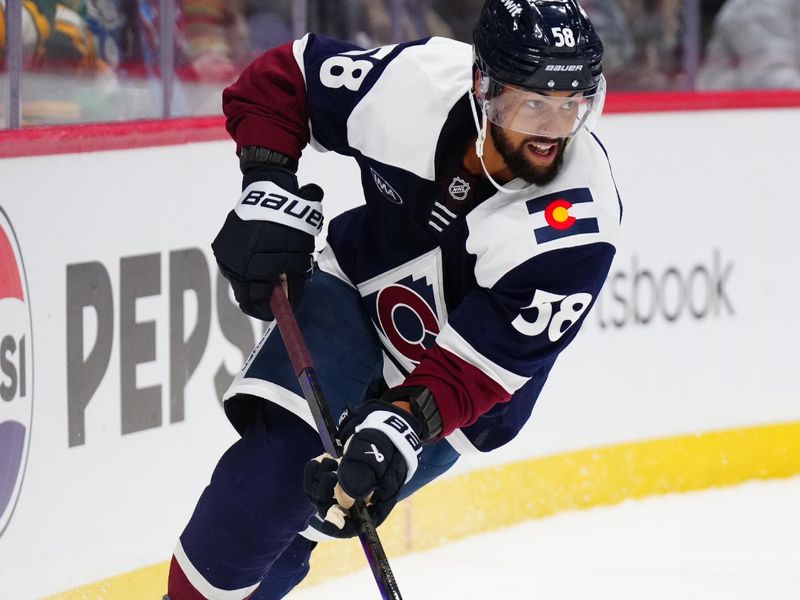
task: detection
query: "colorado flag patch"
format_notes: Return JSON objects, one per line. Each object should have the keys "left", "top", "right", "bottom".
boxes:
{"left": 526, "top": 188, "right": 599, "bottom": 244}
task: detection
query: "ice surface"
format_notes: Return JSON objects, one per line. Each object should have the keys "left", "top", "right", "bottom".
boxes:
{"left": 289, "top": 476, "right": 800, "bottom": 599}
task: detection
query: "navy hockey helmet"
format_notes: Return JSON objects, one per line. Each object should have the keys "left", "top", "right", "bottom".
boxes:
{"left": 474, "top": 0, "right": 604, "bottom": 91}
{"left": 472, "top": 0, "right": 606, "bottom": 138}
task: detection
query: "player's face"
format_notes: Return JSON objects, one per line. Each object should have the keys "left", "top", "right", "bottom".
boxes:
{"left": 475, "top": 72, "right": 606, "bottom": 185}
{"left": 479, "top": 86, "right": 579, "bottom": 185}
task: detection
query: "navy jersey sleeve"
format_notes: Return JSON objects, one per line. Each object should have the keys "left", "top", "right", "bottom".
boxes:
{"left": 404, "top": 242, "right": 615, "bottom": 436}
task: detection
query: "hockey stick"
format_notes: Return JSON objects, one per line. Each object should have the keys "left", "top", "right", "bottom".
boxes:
{"left": 269, "top": 285, "right": 404, "bottom": 600}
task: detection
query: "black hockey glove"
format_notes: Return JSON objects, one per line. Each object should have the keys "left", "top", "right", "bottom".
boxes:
{"left": 211, "top": 158, "right": 323, "bottom": 321}
{"left": 303, "top": 399, "right": 425, "bottom": 539}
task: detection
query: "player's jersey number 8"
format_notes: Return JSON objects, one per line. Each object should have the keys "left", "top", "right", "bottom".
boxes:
{"left": 319, "top": 45, "right": 395, "bottom": 92}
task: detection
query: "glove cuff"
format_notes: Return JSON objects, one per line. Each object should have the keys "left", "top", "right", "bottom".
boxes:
{"left": 353, "top": 406, "right": 423, "bottom": 483}
{"left": 241, "top": 164, "right": 297, "bottom": 191}
{"left": 240, "top": 148, "right": 299, "bottom": 191}
{"left": 239, "top": 146, "right": 298, "bottom": 173}
{"left": 383, "top": 385, "right": 443, "bottom": 442}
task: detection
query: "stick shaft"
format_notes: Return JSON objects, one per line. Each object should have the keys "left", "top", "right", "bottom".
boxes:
{"left": 269, "top": 287, "right": 404, "bottom": 600}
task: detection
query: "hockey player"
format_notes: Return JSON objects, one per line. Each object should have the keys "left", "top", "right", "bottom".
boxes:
{"left": 168, "top": 0, "right": 621, "bottom": 598}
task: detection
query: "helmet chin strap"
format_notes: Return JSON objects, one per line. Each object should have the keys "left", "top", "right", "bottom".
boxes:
{"left": 468, "top": 90, "right": 521, "bottom": 195}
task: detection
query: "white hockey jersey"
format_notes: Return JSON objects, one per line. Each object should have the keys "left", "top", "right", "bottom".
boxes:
{"left": 223, "top": 34, "right": 623, "bottom": 452}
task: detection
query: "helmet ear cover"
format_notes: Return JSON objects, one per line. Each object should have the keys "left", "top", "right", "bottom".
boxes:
{"left": 473, "top": 62, "right": 502, "bottom": 100}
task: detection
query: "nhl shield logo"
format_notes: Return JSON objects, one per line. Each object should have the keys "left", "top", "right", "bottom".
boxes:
{"left": 448, "top": 177, "right": 470, "bottom": 201}
{"left": 0, "top": 207, "right": 33, "bottom": 538}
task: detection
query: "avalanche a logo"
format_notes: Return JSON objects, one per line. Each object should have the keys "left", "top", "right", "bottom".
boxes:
{"left": 358, "top": 250, "right": 448, "bottom": 376}
{"left": 0, "top": 208, "right": 33, "bottom": 538}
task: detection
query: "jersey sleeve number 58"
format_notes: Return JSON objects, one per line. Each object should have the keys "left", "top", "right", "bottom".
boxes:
{"left": 319, "top": 45, "right": 396, "bottom": 92}
{"left": 512, "top": 289, "right": 592, "bottom": 342}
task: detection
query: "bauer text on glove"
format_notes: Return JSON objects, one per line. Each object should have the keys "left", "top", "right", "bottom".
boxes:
{"left": 211, "top": 153, "right": 323, "bottom": 321}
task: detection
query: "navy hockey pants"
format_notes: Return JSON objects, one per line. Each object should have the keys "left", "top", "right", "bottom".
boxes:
{"left": 174, "top": 268, "right": 460, "bottom": 599}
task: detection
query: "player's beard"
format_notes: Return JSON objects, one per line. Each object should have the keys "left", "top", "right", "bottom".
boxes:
{"left": 491, "top": 126, "right": 567, "bottom": 187}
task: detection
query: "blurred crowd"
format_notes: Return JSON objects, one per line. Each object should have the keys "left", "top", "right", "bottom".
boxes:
{"left": 0, "top": 0, "right": 798, "bottom": 126}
